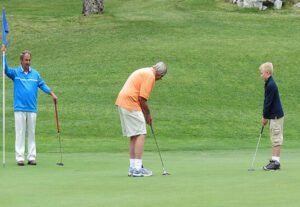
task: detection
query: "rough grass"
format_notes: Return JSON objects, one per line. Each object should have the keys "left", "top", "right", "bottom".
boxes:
{"left": 0, "top": 0, "right": 299, "bottom": 154}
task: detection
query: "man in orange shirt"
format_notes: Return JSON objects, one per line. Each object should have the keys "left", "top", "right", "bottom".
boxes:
{"left": 116, "top": 62, "right": 167, "bottom": 177}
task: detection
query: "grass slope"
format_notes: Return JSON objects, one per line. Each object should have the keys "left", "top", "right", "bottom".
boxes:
{"left": 0, "top": 0, "right": 299, "bottom": 153}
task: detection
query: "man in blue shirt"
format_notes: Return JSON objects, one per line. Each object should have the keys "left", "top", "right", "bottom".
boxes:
{"left": 259, "top": 62, "right": 284, "bottom": 171}
{"left": 2, "top": 45, "right": 58, "bottom": 166}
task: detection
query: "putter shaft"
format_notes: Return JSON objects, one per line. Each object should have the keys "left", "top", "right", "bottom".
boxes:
{"left": 249, "top": 126, "right": 264, "bottom": 170}
{"left": 54, "top": 101, "right": 64, "bottom": 166}
{"left": 150, "top": 125, "right": 169, "bottom": 174}
{"left": 57, "top": 132, "right": 63, "bottom": 165}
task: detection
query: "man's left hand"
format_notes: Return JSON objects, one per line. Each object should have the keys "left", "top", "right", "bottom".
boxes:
{"left": 50, "top": 92, "right": 58, "bottom": 104}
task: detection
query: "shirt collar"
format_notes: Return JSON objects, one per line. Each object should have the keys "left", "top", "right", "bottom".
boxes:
{"left": 21, "top": 66, "right": 32, "bottom": 73}
{"left": 265, "top": 76, "right": 272, "bottom": 86}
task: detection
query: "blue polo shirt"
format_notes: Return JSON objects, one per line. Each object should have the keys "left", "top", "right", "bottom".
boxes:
{"left": 263, "top": 76, "right": 284, "bottom": 119}
{"left": 5, "top": 60, "right": 51, "bottom": 112}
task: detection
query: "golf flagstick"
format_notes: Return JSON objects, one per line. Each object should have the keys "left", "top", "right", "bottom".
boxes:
{"left": 2, "top": 8, "right": 9, "bottom": 168}
{"left": 54, "top": 99, "right": 64, "bottom": 166}
{"left": 2, "top": 49, "right": 6, "bottom": 167}
{"left": 248, "top": 126, "right": 264, "bottom": 171}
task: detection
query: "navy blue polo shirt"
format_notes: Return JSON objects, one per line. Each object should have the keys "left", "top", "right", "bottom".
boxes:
{"left": 263, "top": 76, "right": 284, "bottom": 119}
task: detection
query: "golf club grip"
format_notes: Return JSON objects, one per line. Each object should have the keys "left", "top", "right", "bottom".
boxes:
{"left": 150, "top": 124, "right": 154, "bottom": 134}
{"left": 54, "top": 102, "right": 60, "bottom": 133}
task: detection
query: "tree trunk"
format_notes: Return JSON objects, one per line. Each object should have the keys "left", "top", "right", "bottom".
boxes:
{"left": 82, "top": 0, "right": 104, "bottom": 16}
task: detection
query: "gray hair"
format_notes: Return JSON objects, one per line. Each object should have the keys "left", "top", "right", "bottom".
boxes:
{"left": 153, "top": 62, "right": 167, "bottom": 76}
{"left": 20, "top": 50, "right": 32, "bottom": 61}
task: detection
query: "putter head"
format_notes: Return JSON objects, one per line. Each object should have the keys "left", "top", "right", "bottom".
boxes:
{"left": 56, "top": 162, "right": 64, "bottom": 166}
{"left": 162, "top": 170, "right": 170, "bottom": 176}
{"left": 248, "top": 168, "right": 255, "bottom": 171}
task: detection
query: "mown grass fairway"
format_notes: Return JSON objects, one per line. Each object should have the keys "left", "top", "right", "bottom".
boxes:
{"left": 1, "top": 149, "right": 300, "bottom": 207}
{"left": 0, "top": 0, "right": 300, "bottom": 206}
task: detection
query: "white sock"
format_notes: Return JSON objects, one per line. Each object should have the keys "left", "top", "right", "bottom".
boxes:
{"left": 135, "top": 159, "right": 142, "bottom": 170}
{"left": 130, "top": 159, "right": 135, "bottom": 168}
{"left": 272, "top": 156, "right": 280, "bottom": 162}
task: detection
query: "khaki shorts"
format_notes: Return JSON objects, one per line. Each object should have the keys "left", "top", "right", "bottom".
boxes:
{"left": 269, "top": 117, "right": 284, "bottom": 147}
{"left": 117, "top": 107, "right": 147, "bottom": 137}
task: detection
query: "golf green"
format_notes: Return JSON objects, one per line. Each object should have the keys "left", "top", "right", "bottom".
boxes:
{"left": 0, "top": 149, "right": 299, "bottom": 207}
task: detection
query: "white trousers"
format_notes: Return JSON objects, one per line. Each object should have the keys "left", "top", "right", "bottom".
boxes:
{"left": 14, "top": 112, "right": 37, "bottom": 162}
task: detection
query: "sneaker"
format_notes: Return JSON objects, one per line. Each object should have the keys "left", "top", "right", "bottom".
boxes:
{"left": 17, "top": 161, "right": 25, "bottom": 166}
{"left": 132, "top": 168, "right": 153, "bottom": 177}
{"left": 132, "top": 168, "right": 143, "bottom": 177}
{"left": 128, "top": 167, "right": 134, "bottom": 177}
{"left": 140, "top": 168, "right": 153, "bottom": 177}
{"left": 263, "top": 160, "right": 280, "bottom": 171}
{"left": 28, "top": 160, "right": 37, "bottom": 165}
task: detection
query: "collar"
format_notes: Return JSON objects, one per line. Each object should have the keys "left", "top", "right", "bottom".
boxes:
{"left": 265, "top": 76, "right": 272, "bottom": 86}
{"left": 21, "top": 66, "right": 32, "bottom": 73}
{"left": 152, "top": 67, "right": 157, "bottom": 74}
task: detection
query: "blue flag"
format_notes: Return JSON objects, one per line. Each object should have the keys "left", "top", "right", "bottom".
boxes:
{"left": 2, "top": 8, "right": 9, "bottom": 47}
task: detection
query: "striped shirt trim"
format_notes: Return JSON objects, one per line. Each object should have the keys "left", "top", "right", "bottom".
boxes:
{"left": 15, "top": 77, "right": 38, "bottom": 82}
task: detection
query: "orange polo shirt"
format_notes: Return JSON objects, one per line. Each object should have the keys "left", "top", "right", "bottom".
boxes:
{"left": 116, "top": 67, "right": 155, "bottom": 111}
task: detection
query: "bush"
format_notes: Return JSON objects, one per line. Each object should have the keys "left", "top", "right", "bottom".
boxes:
{"left": 286, "top": 0, "right": 300, "bottom": 3}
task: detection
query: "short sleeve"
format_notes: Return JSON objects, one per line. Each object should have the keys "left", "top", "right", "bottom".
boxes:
{"left": 139, "top": 75, "right": 155, "bottom": 100}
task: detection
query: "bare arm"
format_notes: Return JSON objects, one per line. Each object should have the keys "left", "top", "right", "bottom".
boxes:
{"left": 138, "top": 96, "right": 152, "bottom": 126}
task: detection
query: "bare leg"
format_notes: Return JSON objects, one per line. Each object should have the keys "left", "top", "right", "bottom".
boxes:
{"left": 129, "top": 134, "right": 145, "bottom": 159}
{"left": 129, "top": 136, "right": 137, "bottom": 159}
{"left": 134, "top": 134, "right": 145, "bottom": 159}
{"left": 272, "top": 145, "right": 280, "bottom": 157}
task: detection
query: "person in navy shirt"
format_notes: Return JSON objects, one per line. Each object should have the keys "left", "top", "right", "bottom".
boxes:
{"left": 2, "top": 45, "right": 58, "bottom": 166}
{"left": 259, "top": 62, "right": 284, "bottom": 171}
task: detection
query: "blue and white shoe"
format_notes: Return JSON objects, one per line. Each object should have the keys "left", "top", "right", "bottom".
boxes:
{"left": 128, "top": 167, "right": 134, "bottom": 177}
{"left": 132, "top": 168, "right": 153, "bottom": 177}
{"left": 140, "top": 168, "right": 153, "bottom": 177}
{"left": 132, "top": 168, "right": 142, "bottom": 177}
{"left": 263, "top": 160, "right": 280, "bottom": 171}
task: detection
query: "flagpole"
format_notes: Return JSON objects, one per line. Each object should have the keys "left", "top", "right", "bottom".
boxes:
{"left": 2, "top": 7, "right": 8, "bottom": 167}
{"left": 2, "top": 50, "right": 5, "bottom": 167}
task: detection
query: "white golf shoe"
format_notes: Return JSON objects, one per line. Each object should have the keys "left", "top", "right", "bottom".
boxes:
{"left": 128, "top": 167, "right": 134, "bottom": 177}
{"left": 132, "top": 168, "right": 153, "bottom": 177}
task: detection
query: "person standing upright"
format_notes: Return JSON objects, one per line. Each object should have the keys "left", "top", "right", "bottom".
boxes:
{"left": 116, "top": 62, "right": 167, "bottom": 177}
{"left": 2, "top": 44, "right": 58, "bottom": 166}
{"left": 259, "top": 62, "right": 284, "bottom": 171}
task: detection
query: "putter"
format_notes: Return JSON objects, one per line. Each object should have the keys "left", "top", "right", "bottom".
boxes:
{"left": 248, "top": 126, "right": 264, "bottom": 171}
{"left": 150, "top": 124, "right": 170, "bottom": 176}
{"left": 54, "top": 99, "right": 64, "bottom": 166}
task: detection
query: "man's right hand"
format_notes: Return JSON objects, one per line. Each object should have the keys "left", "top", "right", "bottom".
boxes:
{"left": 145, "top": 114, "right": 152, "bottom": 126}
{"left": 138, "top": 96, "right": 152, "bottom": 126}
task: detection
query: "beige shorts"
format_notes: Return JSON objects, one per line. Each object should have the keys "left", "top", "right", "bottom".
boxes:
{"left": 269, "top": 117, "right": 284, "bottom": 147}
{"left": 117, "top": 107, "right": 147, "bottom": 137}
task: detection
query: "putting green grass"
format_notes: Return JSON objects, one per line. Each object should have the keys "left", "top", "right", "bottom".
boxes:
{"left": 0, "top": 149, "right": 299, "bottom": 207}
